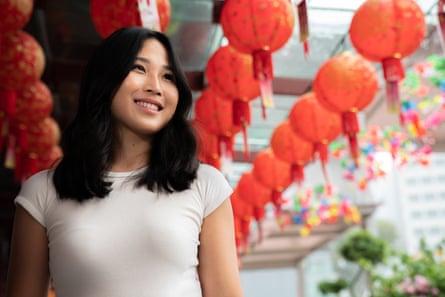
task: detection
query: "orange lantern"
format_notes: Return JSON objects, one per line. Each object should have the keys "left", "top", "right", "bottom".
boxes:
{"left": 252, "top": 149, "right": 292, "bottom": 220}
{"left": 236, "top": 171, "right": 271, "bottom": 243}
{"left": 191, "top": 119, "right": 221, "bottom": 169}
{"left": 230, "top": 189, "right": 253, "bottom": 253}
{"left": 0, "top": 0, "right": 34, "bottom": 32}
{"left": 349, "top": 0, "right": 426, "bottom": 113}
{"left": 288, "top": 92, "right": 342, "bottom": 186}
{"left": 194, "top": 88, "right": 241, "bottom": 161}
{"left": 90, "top": 0, "right": 171, "bottom": 38}
{"left": 0, "top": 30, "right": 45, "bottom": 90}
{"left": 313, "top": 52, "right": 378, "bottom": 164}
{"left": 270, "top": 120, "right": 313, "bottom": 185}
{"left": 205, "top": 45, "right": 260, "bottom": 158}
{"left": 220, "top": 0, "right": 295, "bottom": 116}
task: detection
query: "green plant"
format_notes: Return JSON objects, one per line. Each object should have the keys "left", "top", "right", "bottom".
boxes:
{"left": 318, "top": 230, "right": 445, "bottom": 297}
{"left": 339, "top": 229, "right": 387, "bottom": 265}
{"left": 318, "top": 279, "right": 348, "bottom": 295}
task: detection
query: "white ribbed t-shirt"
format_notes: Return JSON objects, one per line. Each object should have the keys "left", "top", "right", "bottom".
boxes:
{"left": 15, "top": 164, "right": 232, "bottom": 297}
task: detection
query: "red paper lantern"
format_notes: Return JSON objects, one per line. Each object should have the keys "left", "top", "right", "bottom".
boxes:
{"left": 237, "top": 171, "right": 271, "bottom": 221}
{"left": 220, "top": 0, "right": 295, "bottom": 115}
{"left": 252, "top": 149, "right": 292, "bottom": 218}
{"left": 90, "top": 0, "right": 171, "bottom": 38}
{"left": 205, "top": 45, "right": 260, "bottom": 158}
{"left": 11, "top": 80, "right": 53, "bottom": 128}
{"left": 191, "top": 119, "right": 221, "bottom": 169}
{"left": 0, "top": 0, "right": 34, "bottom": 32}
{"left": 270, "top": 120, "right": 313, "bottom": 185}
{"left": 0, "top": 30, "right": 45, "bottom": 90}
{"left": 38, "top": 145, "right": 63, "bottom": 171}
{"left": 230, "top": 189, "right": 253, "bottom": 253}
{"left": 313, "top": 52, "right": 378, "bottom": 164}
{"left": 349, "top": 0, "right": 426, "bottom": 112}
{"left": 194, "top": 88, "right": 241, "bottom": 159}
{"left": 25, "top": 117, "right": 61, "bottom": 156}
{"left": 288, "top": 92, "right": 342, "bottom": 186}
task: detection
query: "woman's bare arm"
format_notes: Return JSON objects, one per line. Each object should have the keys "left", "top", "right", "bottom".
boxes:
{"left": 6, "top": 205, "right": 49, "bottom": 297}
{"left": 198, "top": 198, "right": 244, "bottom": 297}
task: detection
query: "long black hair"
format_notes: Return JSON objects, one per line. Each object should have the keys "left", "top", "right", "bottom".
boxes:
{"left": 53, "top": 27, "right": 199, "bottom": 201}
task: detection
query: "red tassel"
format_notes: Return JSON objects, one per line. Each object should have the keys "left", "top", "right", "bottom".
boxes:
{"left": 0, "top": 112, "right": 5, "bottom": 152}
{"left": 16, "top": 125, "right": 28, "bottom": 151}
{"left": 232, "top": 100, "right": 251, "bottom": 160}
{"left": 342, "top": 112, "right": 360, "bottom": 165}
{"left": 253, "top": 50, "right": 274, "bottom": 118}
{"left": 291, "top": 163, "right": 305, "bottom": 185}
{"left": 0, "top": 89, "right": 17, "bottom": 117}
{"left": 348, "top": 134, "right": 360, "bottom": 168}
{"left": 382, "top": 57, "right": 405, "bottom": 113}
{"left": 297, "top": 0, "right": 310, "bottom": 59}
{"left": 438, "top": 0, "right": 445, "bottom": 52}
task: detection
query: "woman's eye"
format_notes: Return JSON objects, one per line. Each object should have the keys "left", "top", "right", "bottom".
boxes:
{"left": 132, "top": 64, "right": 145, "bottom": 72}
{"left": 164, "top": 73, "right": 175, "bottom": 82}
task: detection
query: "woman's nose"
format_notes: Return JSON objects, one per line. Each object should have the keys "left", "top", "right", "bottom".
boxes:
{"left": 144, "top": 73, "right": 162, "bottom": 95}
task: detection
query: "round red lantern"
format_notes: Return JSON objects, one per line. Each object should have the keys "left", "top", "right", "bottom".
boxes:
{"left": 11, "top": 80, "right": 53, "bottom": 128}
{"left": 0, "top": 0, "right": 34, "bottom": 32}
{"left": 313, "top": 52, "right": 378, "bottom": 164}
{"left": 349, "top": 0, "right": 426, "bottom": 113}
{"left": 191, "top": 119, "right": 221, "bottom": 169}
{"left": 25, "top": 117, "right": 61, "bottom": 156}
{"left": 270, "top": 120, "right": 313, "bottom": 185}
{"left": 0, "top": 30, "right": 45, "bottom": 90}
{"left": 288, "top": 92, "right": 342, "bottom": 186}
{"left": 252, "top": 148, "right": 292, "bottom": 218}
{"left": 220, "top": 0, "right": 295, "bottom": 115}
{"left": 205, "top": 45, "right": 260, "bottom": 159}
{"left": 90, "top": 0, "right": 171, "bottom": 38}
{"left": 194, "top": 88, "right": 241, "bottom": 160}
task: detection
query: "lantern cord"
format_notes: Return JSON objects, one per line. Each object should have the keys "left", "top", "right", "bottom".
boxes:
{"left": 438, "top": 0, "right": 445, "bottom": 53}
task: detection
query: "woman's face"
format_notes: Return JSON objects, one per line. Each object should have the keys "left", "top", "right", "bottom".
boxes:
{"left": 111, "top": 38, "right": 179, "bottom": 139}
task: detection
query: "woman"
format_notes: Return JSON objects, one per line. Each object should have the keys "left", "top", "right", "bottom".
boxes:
{"left": 6, "top": 27, "right": 244, "bottom": 297}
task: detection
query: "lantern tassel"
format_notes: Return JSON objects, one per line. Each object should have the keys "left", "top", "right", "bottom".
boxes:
{"left": 291, "top": 163, "right": 305, "bottom": 186}
{"left": 297, "top": 0, "right": 310, "bottom": 59}
{"left": 233, "top": 100, "right": 251, "bottom": 161}
{"left": 218, "top": 135, "right": 233, "bottom": 176}
{"left": 342, "top": 112, "right": 360, "bottom": 166}
{"left": 382, "top": 57, "right": 405, "bottom": 114}
{"left": 438, "top": 0, "right": 445, "bottom": 53}
{"left": 315, "top": 142, "right": 332, "bottom": 195}
{"left": 137, "top": 0, "right": 161, "bottom": 31}
{"left": 4, "top": 135, "right": 16, "bottom": 169}
{"left": 253, "top": 50, "right": 274, "bottom": 119}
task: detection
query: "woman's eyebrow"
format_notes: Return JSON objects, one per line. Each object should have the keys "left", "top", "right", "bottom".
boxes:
{"left": 135, "top": 56, "right": 173, "bottom": 71}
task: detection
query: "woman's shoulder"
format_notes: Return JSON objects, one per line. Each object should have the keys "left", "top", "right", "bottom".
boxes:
{"left": 196, "top": 163, "right": 227, "bottom": 181}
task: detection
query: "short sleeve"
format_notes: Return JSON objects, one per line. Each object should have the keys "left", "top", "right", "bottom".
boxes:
{"left": 196, "top": 164, "right": 233, "bottom": 217}
{"left": 14, "top": 170, "right": 54, "bottom": 227}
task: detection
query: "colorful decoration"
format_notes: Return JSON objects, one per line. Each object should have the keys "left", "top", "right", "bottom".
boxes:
{"left": 0, "top": 0, "right": 34, "bottom": 32}
{"left": 291, "top": 184, "right": 361, "bottom": 237}
{"left": 270, "top": 120, "right": 313, "bottom": 185}
{"left": 90, "top": 0, "right": 171, "bottom": 38}
{"left": 205, "top": 45, "right": 260, "bottom": 159}
{"left": 349, "top": 0, "right": 426, "bottom": 113}
{"left": 220, "top": 0, "right": 295, "bottom": 117}
{"left": 313, "top": 52, "right": 379, "bottom": 165}
{"left": 288, "top": 92, "right": 342, "bottom": 187}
